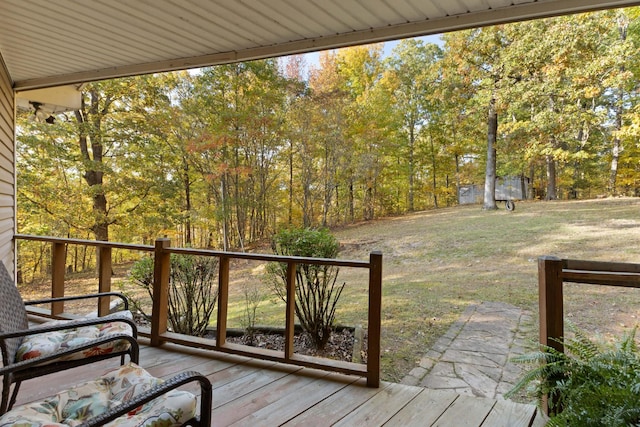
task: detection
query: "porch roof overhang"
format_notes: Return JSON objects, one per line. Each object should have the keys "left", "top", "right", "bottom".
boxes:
{"left": 1, "top": 0, "right": 640, "bottom": 94}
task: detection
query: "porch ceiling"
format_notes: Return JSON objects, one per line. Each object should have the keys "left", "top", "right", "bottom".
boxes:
{"left": 1, "top": 0, "right": 640, "bottom": 91}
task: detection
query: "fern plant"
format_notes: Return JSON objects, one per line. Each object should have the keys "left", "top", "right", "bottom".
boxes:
{"left": 507, "top": 323, "right": 640, "bottom": 427}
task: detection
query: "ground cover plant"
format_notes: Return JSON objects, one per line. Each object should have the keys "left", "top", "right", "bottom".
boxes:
{"left": 507, "top": 323, "right": 640, "bottom": 426}
{"left": 17, "top": 197, "right": 640, "bottom": 382}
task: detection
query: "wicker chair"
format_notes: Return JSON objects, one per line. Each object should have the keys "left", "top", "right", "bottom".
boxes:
{"left": 0, "top": 262, "right": 139, "bottom": 414}
{"left": 0, "top": 363, "right": 212, "bottom": 426}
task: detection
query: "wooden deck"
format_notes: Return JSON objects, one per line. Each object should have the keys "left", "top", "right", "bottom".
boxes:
{"left": 14, "top": 341, "right": 547, "bottom": 426}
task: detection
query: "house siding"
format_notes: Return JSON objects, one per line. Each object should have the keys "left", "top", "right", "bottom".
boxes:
{"left": 0, "top": 54, "right": 15, "bottom": 275}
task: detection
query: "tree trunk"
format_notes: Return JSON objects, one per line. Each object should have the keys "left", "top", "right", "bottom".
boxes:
{"left": 76, "top": 90, "right": 110, "bottom": 242}
{"left": 546, "top": 155, "right": 557, "bottom": 200}
{"left": 408, "top": 126, "right": 415, "bottom": 212}
{"left": 528, "top": 163, "right": 536, "bottom": 200}
{"left": 289, "top": 139, "right": 294, "bottom": 225}
{"left": 483, "top": 96, "right": 498, "bottom": 210}
{"left": 429, "top": 132, "right": 438, "bottom": 208}
{"left": 609, "top": 14, "right": 628, "bottom": 197}
{"left": 183, "top": 156, "right": 192, "bottom": 246}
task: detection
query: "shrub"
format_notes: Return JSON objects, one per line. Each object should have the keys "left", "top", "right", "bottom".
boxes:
{"left": 128, "top": 254, "right": 219, "bottom": 337}
{"left": 507, "top": 323, "right": 640, "bottom": 427}
{"left": 267, "top": 227, "right": 345, "bottom": 350}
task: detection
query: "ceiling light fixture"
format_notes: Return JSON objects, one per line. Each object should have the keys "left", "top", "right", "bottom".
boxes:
{"left": 29, "top": 101, "right": 55, "bottom": 124}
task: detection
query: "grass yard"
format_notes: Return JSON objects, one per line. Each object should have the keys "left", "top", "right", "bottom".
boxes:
{"left": 20, "top": 197, "right": 640, "bottom": 383}
{"left": 182, "top": 197, "right": 640, "bottom": 381}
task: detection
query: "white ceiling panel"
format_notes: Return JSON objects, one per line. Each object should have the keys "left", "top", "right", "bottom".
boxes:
{"left": 0, "top": 0, "right": 638, "bottom": 90}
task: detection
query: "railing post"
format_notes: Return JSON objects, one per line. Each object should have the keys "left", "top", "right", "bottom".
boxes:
{"left": 216, "top": 255, "right": 229, "bottom": 346}
{"left": 51, "top": 242, "right": 66, "bottom": 315}
{"left": 367, "top": 251, "right": 382, "bottom": 387}
{"left": 538, "top": 255, "right": 564, "bottom": 415}
{"left": 284, "top": 261, "right": 297, "bottom": 360}
{"left": 98, "top": 246, "right": 112, "bottom": 316}
{"left": 151, "top": 238, "right": 171, "bottom": 346}
{"left": 538, "top": 255, "right": 564, "bottom": 353}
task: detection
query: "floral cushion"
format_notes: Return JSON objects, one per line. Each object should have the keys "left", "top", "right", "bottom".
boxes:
{"left": 15, "top": 311, "right": 134, "bottom": 363}
{"left": 0, "top": 363, "right": 197, "bottom": 427}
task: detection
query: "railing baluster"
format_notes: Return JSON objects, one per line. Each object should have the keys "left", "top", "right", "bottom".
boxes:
{"left": 216, "top": 255, "right": 230, "bottom": 346}
{"left": 51, "top": 242, "right": 66, "bottom": 315}
{"left": 284, "top": 261, "right": 297, "bottom": 360}
{"left": 367, "top": 251, "right": 383, "bottom": 387}
{"left": 151, "top": 238, "right": 171, "bottom": 346}
{"left": 98, "top": 246, "right": 112, "bottom": 316}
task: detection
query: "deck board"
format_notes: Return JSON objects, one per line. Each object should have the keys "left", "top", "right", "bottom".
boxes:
{"left": 12, "top": 342, "right": 544, "bottom": 426}
{"left": 432, "top": 394, "right": 496, "bottom": 427}
{"left": 281, "top": 379, "right": 386, "bottom": 426}
{"left": 333, "top": 382, "right": 423, "bottom": 426}
{"left": 383, "top": 388, "right": 459, "bottom": 426}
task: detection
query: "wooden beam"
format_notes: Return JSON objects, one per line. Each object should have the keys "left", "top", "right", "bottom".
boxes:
{"left": 538, "top": 256, "right": 564, "bottom": 352}
{"left": 284, "top": 261, "right": 297, "bottom": 360}
{"left": 216, "top": 256, "right": 230, "bottom": 346}
{"left": 367, "top": 251, "right": 383, "bottom": 387}
{"left": 151, "top": 238, "right": 171, "bottom": 346}
{"left": 50, "top": 242, "right": 66, "bottom": 315}
{"left": 97, "top": 246, "right": 112, "bottom": 316}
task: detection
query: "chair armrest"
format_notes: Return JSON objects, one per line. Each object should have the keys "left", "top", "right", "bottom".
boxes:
{"left": 24, "top": 292, "right": 129, "bottom": 311}
{"left": 0, "top": 333, "right": 139, "bottom": 375}
{"left": 0, "top": 314, "right": 137, "bottom": 340}
{"left": 79, "top": 371, "right": 213, "bottom": 427}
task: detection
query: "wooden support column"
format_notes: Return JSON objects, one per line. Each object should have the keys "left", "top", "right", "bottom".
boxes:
{"left": 538, "top": 255, "right": 564, "bottom": 353}
{"left": 367, "top": 251, "right": 383, "bottom": 387}
{"left": 538, "top": 255, "right": 564, "bottom": 415}
{"left": 51, "top": 242, "right": 66, "bottom": 315}
{"left": 216, "top": 256, "right": 230, "bottom": 346}
{"left": 98, "top": 246, "right": 112, "bottom": 316}
{"left": 151, "top": 238, "right": 171, "bottom": 346}
{"left": 284, "top": 261, "right": 297, "bottom": 360}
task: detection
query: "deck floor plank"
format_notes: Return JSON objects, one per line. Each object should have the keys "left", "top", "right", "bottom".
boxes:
{"left": 432, "top": 394, "right": 496, "bottom": 427}
{"left": 332, "top": 382, "right": 423, "bottom": 427}
{"left": 481, "top": 398, "right": 538, "bottom": 427}
{"left": 281, "top": 379, "right": 389, "bottom": 426}
{"left": 212, "top": 369, "right": 332, "bottom": 425}
{"left": 213, "top": 363, "right": 302, "bottom": 408}
{"left": 228, "top": 372, "right": 355, "bottom": 426}
{"left": 383, "top": 388, "right": 460, "bottom": 426}
{"left": 10, "top": 343, "right": 542, "bottom": 427}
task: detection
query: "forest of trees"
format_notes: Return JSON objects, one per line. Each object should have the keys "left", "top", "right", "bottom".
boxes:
{"left": 16, "top": 9, "right": 640, "bottom": 252}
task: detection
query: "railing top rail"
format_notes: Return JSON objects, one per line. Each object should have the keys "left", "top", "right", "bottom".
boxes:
{"left": 14, "top": 234, "right": 374, "bottom": 268}
{"left": 562, "top": 258, "right": 640, "bottom": 273}
{"left": 168, "top": 246, "right": 372, "bottom": 268}
{"left": 15, "top": 234, "right": 154, "bottom": 252}
{"left": 540, "top": 255, "right": 640, "bottom": 288}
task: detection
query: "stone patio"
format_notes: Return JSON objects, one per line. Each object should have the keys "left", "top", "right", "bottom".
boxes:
{"left": 401, "top": 301, "right": 535, "bottom": 399}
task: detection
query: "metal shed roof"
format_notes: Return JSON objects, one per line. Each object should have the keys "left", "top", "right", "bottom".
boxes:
{"left": 1, "top": 0, "right": 639, "bottom": 91}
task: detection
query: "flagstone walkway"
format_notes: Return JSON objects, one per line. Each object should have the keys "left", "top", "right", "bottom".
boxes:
{"left": 401, "top": 301, "right": 535, "bottom": 399}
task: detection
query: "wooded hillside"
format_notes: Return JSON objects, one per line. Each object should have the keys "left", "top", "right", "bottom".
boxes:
{"left": 16, "top": 8, "right": 640, "bottom": 251}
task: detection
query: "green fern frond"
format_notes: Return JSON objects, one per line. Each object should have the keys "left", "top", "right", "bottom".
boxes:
{"left": 508, "top": 323, "right": 640, "bottom": 426}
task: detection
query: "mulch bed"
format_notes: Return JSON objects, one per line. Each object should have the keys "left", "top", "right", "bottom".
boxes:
{"left": 226, "top": 328, "right": 368, "bottom": 363}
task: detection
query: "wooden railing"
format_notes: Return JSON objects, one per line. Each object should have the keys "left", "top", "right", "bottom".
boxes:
{"left": 15, "top": 234, "right": 383, "bottom": 387}
{"left": 538, "top": 255, "right": 640, "bottom": 413}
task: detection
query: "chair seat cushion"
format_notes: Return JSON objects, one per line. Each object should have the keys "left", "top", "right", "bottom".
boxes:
{"left": 15, "top": 311, "right": 134, "bottom": 363}
{"left": 0, "top": 363, "right": 197, "bottom": 427}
